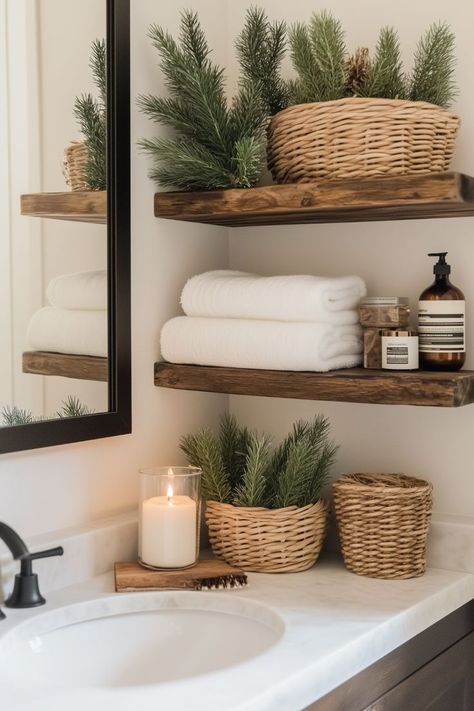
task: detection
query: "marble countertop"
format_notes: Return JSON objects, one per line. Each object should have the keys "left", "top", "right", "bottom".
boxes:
{"left": 0, "top": 555, "right": 473, "bottom": 711}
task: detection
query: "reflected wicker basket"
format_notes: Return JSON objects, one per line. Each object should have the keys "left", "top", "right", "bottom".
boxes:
{"left": 63, "top": 141, "right": 88, "bottom": 191}
{"left": 205, "top": 499, "right": 328, "bottom": 573}
{"left": 267, "top": 97, "right": 460, "bottom": 184}
{"left": 333, "top": 473, "right": 433, "bottom": 579}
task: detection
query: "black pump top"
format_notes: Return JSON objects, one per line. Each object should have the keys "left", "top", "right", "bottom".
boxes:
{"left": 428, "top": 252, "right": 451, "bottom": 276}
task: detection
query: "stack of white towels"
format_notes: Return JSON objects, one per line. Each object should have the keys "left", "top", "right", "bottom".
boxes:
{"left": 27, "top": 270, "right": 108, "bottom": 358}
{"left": 161, "top": 271, "right": 367, "bottom": 372}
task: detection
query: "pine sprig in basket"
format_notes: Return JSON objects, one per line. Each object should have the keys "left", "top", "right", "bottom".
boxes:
{"left": 73, "top": 39, "right": 107, "bottom": 191}
{"left": 237, "top": 8, "right": 457, "bottom": 112}
{"left": 181, "top": 413, "right": 338, "bottom": 509}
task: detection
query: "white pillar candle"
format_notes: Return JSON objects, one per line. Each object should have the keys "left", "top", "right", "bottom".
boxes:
{"left": 140, "top": 486, "right": 197, "bottom": 569}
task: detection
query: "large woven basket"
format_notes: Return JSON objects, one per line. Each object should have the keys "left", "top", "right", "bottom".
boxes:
{"left": 63, "top": 141, "right": 88, "bottom": 191}
{"left": 333, "top": 473, "right": 433, "bottom": 580}
{"left": 205, "top": 499, "right": 328, "bottom": 573}
{"left": 267, "top": 97, "right": 460, "bottom": 183}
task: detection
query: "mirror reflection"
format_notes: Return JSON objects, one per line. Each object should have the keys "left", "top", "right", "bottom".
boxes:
{"left": 1, "top": 0, "right": 108, "bottom": 425}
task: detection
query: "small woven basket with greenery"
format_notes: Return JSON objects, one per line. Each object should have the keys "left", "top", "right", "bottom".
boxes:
{"left": 268, "top": 97, "right": 460, "bottom": 183}
{"left": 181, "top": 414, "right": 337, "bottom": 573}
{"left": 206, "top": 499, "right": 328, "bottom": 573}
{"left": 63, "top": 142, "right": 88, "bottom": 192}
{"left": 333, "top": 473, "right": 433, "bottom": 580}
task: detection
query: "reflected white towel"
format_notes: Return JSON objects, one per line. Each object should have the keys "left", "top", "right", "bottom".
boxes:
{"left": 181, "top": 271, "right": 367, "bottom": 325}
{"left": 161, "top": 317, "right": 362, "bottom": 372}
{"left": 47, "top": 270, "right": 107, "bottom": 310}
{"left": 27, "top": 307, "right": 107, "bottom": 358}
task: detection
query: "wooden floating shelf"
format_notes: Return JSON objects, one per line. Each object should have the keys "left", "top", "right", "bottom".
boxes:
{"left": 23, "top": 351, "right": 108, "bottom": 382}
{"left": 154, "top": 362, "right": 474, "bottom": 408}
{"left": 21, "top": 191, "right": 107, "bottom": 224}
{"left": 154, "top": 172, "right": 474, "bottom": 227}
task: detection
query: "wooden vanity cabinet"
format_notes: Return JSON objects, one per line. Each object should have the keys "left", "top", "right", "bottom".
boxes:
{"left": 307, "top": 600, "right": 474, "bottom": 711}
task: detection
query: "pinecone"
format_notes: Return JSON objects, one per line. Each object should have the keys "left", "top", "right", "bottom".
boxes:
{"left": 345, "top": 47, "right": 370, "bottom": 95}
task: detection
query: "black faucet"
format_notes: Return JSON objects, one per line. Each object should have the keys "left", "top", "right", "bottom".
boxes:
{"left": 0, "top": 522, "right": 63, "bottom": 619}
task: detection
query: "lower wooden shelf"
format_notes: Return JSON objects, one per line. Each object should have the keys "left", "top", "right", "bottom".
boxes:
{"left": 154, "top": 362, "right": 474, "bottom": 408}
{"left": 21, "top": 191, "right": 107, "bottom": 224}
{"left": 23, "top": 351, "right": 108, "bottom": 382}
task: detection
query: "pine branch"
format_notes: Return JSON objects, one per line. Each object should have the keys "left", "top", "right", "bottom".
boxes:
{"left": 232, "top": 136, "right": 263, "bottom": 188}
{"left": 236, "top": 7, "right": 288, "bottom": 115}
{"left": 139, "top": 10, "right": 266, "bottom": 190}
{"left": 288, "top": 23, "right": 319, "bottom": 101}
{"left": 90, "top": 38, "right": 107, "bottom": 107}
{"left": 180, "top": 429, "right": 232, "bottom": 503}
{"left": 233, "top": 433, "right": 272, "bottom": 507}
{"left": 73, "top": 39, "right": 107, "bottom": 191}
{"left": 410, "top": 22, "right": 457, "bottom": 108}
{"left": 57, "top": 396, "right": 94, "bottom": 418}
{"left": 272, "top": 436, "right": 317, "bottom": 508}
{"left": 138, "top": 136, "right": 231, "bottom": 190}
{"left": 289, "top": 12, "right": 346, "bottom": 103}
{"left": 146, "top": 13, "right": 231, "bottom": 159}
{"left": 359, "top": 27, "right": 406, "bottom": 99}
{"left": 1, "top": 405, "right": 36, "bottom": 426}
{"left": 271, "top": 416, "right": 338, "bottom": 508}
{"left": 309, "top": 10, "right": 346, "bottom": 101}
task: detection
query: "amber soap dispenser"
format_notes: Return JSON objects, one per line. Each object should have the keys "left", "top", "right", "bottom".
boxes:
{"left": 418, "top": 252, "right": 465, "bottom": 371}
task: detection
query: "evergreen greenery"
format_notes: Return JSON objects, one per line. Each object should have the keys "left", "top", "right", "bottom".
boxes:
{"left": 410, "top": 22, "right": 457, "bottom": 108}
{"left": 138, "top": 10, "right": 267, "bottom": 191}
{"left": 236, "top": 7, "right": 288, "bottom": 115}
{"left": 1, "top": 397, "right": 94, "bottom": 426}
{"left": 358, "top": 27, "right": 406, "bottom": 99}
{"left": 287, "top": 14, "right": 456, "bottom": 107}
{"left": 180, "top": 414, "right": 337, "bottom": 509}
{"left": 288, "top": 11, "right": 347, "bottom": 104}
{"left": 73, "top": 39, "right": 107, "bottom": 191}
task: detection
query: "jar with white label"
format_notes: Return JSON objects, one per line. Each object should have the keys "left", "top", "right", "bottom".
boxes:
{"left": 381, "top": 330, "right": 419, "bottom": 370}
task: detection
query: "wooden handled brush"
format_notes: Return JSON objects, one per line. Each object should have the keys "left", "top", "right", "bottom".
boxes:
{"left": 115, "top": 559, "right": 248, "bottom": 592}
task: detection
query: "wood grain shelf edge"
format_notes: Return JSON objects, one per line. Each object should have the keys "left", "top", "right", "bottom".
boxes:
{"left": 154, "top": 362, "right": 474, "bottom": 407}
{"left": 23, "top": 351, "right": 108, "bottom": 382}
{"left": 21, "top": 191, "right": 107, "bottom": 224}
{"left": 154, "top": 172, "right": 474, "bottom": 227}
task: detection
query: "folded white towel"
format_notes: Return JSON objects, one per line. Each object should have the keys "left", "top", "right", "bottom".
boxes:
{"left": 27, "top": 307, "right": 107, "bottom": 358}
{"left": 161, "top": 317, "right": 362, "bottom": 372}
{"left": 47, "top": 270, "right": 107, "bottom": 311}
{"left": 181, "top": 271, "right": 367, "bottom": 325}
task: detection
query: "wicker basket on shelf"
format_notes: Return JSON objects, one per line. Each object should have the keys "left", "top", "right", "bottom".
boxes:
{"left": 332, "top": 473, "right": 433, "bottom": 580}
{"left": 63, "top": 141, "right": 88, "bottom": 191}
{"left": 205, "top": 499, "right": 328, "bottom": 573}
{"left": 267, "top": 97, "right": 460, "bottom": 184}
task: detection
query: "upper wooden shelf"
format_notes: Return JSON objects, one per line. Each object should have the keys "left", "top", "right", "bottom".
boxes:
{"left": 154, "top": 172, "right": 474, "bottom": 227}
{"left": 155, "top": 362, "right": 474, "bottom": 408}
{"left": 23, "top": 351, "right": 108, "bottom": 382}
{"left": 21, "top": 191, "right": 107, "bottom": 224}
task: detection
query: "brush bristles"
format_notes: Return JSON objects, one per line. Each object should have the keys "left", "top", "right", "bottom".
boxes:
{"left": 196, "top": 574, "right": 248, "bottom": 590}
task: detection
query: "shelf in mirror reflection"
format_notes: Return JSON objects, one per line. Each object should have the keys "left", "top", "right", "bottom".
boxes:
{"left": 21, "top": 191, "right": 107, "bottom": 224}
{"left": 22, "top": 351, "right": 108, "bottom": 382}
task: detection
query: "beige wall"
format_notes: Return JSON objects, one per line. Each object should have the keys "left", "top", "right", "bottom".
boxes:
{"left": 227, "top": 0, "right": 474, "bottom": 518}
{"left": 0, "top": 0, "right": 228, "bottom": 538}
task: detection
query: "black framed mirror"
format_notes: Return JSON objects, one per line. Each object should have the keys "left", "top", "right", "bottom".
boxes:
{"left": 0, "top": 0, "right": 130, "bottom": 453}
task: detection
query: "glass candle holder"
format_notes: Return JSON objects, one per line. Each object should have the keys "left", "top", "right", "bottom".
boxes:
{"left": 139, "top": 467, "right": 201, "bottom": 570}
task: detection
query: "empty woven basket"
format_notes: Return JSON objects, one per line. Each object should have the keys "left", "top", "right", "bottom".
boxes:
{"left": 205, "top": 499, "right": 328, "bottom": 573}
{"left": 267, "top": 97, "right": 460, "bottom": 183}
{"left": 63, "top": 141, "right": 88, "bottom": 191}
{"left": 333, "top": 473, "right": 433, "bottom": 580}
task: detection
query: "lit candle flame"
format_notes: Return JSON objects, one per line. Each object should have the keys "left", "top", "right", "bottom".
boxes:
{"left": 167, "top": 483, "right": 174, "bottom": 502}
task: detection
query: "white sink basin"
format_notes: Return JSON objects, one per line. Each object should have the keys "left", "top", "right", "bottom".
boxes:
{"left": 0, "top": 592, "right": 284, "bottom": 689}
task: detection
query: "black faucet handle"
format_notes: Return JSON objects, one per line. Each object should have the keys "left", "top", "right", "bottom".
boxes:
{"left": 6, "top": 545, "right": 64, "bottom": 609}
{"left": 26, "top": 546, "right": 64, "bottom": 562}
